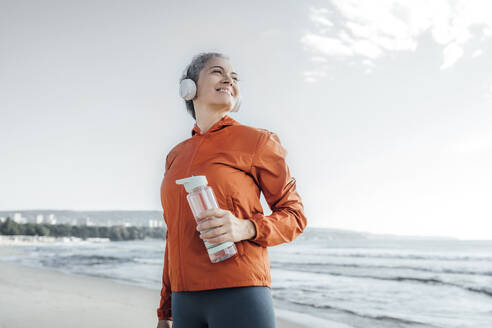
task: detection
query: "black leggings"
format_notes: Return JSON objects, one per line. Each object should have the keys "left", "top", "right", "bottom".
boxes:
{"left": 171, "top": 286, "right": 276, "bottom": 328}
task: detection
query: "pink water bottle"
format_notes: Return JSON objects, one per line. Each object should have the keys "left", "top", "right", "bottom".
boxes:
{"left": 176, "top": 175, "right": 237, "bottom": 263}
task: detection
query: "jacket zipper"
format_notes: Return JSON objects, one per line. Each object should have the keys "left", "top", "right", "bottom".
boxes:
{"left": 178, "top": 133, "right": 207, "bottom": 289}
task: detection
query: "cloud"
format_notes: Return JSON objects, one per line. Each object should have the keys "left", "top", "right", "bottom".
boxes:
{"left": 485, "top": 27, "right": 492, "bottom": 37}
{"left": 301, "top": 34, "right": 354, "bottom": 57}
{"left": 310, "top": 56, "right": 329, "bottom": 63}
{"left": 472, "top": 49, "right": 483, "bottom": 58}
{"left": 303, "top": 70, "right": 328, "bottom": 83}
{"left": 352, "top": 39, "right": 383, "bottom": 59}
{"left": 302, "top": 0, "right": 492, "bottom": 81}
{"left": 440, "top": 42, "right": 464, "bottom": 70}
{"left": 309, "top": 7, "right": 335, "bottom": 28}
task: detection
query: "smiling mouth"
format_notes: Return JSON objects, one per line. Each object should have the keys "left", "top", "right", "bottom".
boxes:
{"left": 216, "top": 88, "right": 232, "bottom": 96}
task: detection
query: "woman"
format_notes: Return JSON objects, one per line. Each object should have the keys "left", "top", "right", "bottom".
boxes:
{"left": 157, "top": 52, "right": 307, "bottom": 328}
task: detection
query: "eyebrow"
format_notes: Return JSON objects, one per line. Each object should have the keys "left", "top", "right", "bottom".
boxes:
{"left": 209, "top": 65, "right": 238, "bottom": 76}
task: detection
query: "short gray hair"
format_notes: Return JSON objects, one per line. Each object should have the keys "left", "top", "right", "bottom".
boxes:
{"left": 180, "top": 52, "right": 229, "bottom": 120}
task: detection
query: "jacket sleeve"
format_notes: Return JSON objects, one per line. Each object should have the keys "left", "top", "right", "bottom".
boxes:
{"left": 156, "top": 229, "right": 172, "bottom": 321}
{"left": 157, "top": 152, "right": 173, "bottom": 321}
{"left": 248, "top": 131, "right": 307, "bottom": 247}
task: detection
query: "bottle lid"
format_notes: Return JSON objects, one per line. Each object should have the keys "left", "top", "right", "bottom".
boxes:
{"left": 175, "top": 175, "right": 208, "bottom": 192}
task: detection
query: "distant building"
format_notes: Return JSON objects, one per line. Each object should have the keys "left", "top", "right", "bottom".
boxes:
{"left": 46, "top": 214, "right": 57, "bottom": 225}
{"left": 36, "top": 214, "right": 44, "bottom": 224}
{"left": 148, "top": 219, "right": 163, "bottom": 228}
{"left": 0, "top": 216, "right": 5, "bottom": 223}
{"left": 13, "top": 212, "right": 27, "bottom": 224}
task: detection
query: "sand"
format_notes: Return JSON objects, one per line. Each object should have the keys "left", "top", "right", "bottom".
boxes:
{"left": 0, "top": 246, "right": 305, "bottom": 328}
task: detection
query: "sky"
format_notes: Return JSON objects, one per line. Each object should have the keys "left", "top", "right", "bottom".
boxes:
{"left": 1, "top": 0, "right": 491, "bottom": 239}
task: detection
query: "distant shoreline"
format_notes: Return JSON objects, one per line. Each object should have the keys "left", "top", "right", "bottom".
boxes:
{"left": 0, "top": 234, "right": 165, "bottom": 246}
{"left": 2, "top": 209, "right": 482, "bottom": 240}
{"left": 0, "top": 234, "right": 109, "bottom": 245}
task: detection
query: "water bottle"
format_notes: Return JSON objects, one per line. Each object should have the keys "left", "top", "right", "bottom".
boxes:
{"left": 176, "top": 175, "right": 237, "bottom": 263}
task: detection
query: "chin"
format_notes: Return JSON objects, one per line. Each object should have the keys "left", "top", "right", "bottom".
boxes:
{"left": 211, "top": 101, "right": 233, "bottom": 110}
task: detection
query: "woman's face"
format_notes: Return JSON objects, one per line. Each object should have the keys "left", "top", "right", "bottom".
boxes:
{"left": 194, "top": 56, "right": 240, "bottom": 112}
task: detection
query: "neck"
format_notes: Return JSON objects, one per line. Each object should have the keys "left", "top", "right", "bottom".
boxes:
{"left": 194, "top": 104, "right": 229, "bottom": 134}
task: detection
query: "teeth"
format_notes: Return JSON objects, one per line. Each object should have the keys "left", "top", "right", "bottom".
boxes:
{"left": 217, "top": 88, "right": 231, "bottom": 95}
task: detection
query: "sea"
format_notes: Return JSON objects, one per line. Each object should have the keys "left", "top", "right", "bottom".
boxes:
{"left": 1, "top": 229, "right": 492, "bottom": 328}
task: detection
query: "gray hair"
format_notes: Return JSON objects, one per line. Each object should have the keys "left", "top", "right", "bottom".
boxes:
{"left": 180, "top": 52, "right": 229, "bottom": 120}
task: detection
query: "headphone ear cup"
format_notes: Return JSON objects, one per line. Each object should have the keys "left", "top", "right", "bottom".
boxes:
{"left": 180, "top": 79, "right": 197, "bottom": 100}
{"left": 230, "top": 96, "right": 241, "bottom": 112}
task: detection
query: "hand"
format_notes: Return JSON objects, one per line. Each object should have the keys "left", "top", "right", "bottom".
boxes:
{"left": 157, "top": 319, "right": 173, "bottom": 328}
{"left": 196, "top": 208, "right": 256, "bottom": 244}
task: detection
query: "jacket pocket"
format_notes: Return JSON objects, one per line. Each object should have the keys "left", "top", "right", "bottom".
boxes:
{"left": 227, "top": 196, "right": 245, "bottom": 257}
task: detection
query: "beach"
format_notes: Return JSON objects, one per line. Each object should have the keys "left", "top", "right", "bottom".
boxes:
{"left": 0, "top": 246, "right": 304, "bottom": 328}
{"left": 3, "top": 234, "right": 491, "bottom": 328}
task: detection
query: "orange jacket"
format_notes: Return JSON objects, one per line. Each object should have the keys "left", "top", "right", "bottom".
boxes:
{"left": 157, "top": 115, "right": 307, "bottom": 321}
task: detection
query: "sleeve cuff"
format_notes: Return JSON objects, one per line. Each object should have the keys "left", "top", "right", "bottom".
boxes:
{"left": 248, "top": 213, "right": 264, "bottom": 244}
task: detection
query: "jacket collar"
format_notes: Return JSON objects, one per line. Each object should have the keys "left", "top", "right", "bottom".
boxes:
{"left": 191, "top": 114, "right": 239, "bottom": 136}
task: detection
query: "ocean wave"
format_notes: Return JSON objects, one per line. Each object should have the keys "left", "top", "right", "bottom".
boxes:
{"left": 133, "top": 258, "right": 161, "bottom": 265}
{"left": 40, "top": 254, "right": 133, "bottom": 267}
{"left": 271, "top": 261, "right": 492, "bottom": 277}
{"left": 277, "top": 252, "right": 492, "bottom": 263}
{"left": 273, "top": 266, "right": 492, "bottom": 298}
{"left": 278, "top": 298, "right": 440, "bottom": 328}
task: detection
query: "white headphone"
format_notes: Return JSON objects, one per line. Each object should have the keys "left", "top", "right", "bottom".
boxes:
{"left": 179, "top": 78, "right": 241, "bottom": 112}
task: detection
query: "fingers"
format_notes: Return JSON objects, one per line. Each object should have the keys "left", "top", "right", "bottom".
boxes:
{"left": 195, "top": 209, "right": 237, "bottom": 244}
{"left": 196, "top": 210, "right": 231, "bottom": 232}
{"left": 199, "top": 226, "right": 229, "bottom": 242}
{"left": 196, "top": 216, "right": 221, "bottom": 232}
{"left": 201, "top": 229, "right": 230, "bottom": 244}
{"left": 198, "top": 208, "right": 227, "bottom": 221}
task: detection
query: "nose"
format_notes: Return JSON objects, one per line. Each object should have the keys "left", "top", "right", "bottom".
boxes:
{"left": 221, "top": 74, "right": 233, "bottom": 85}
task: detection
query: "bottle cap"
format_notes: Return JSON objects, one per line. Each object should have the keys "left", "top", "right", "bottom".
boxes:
{"left": 175, "top": 175, "right": 208, "bottom": 192}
